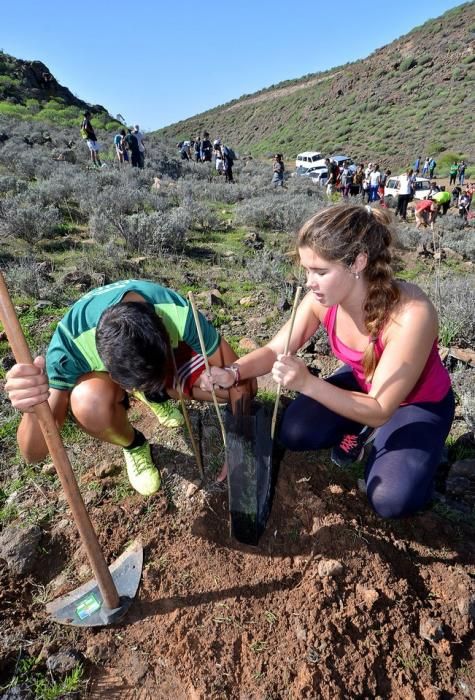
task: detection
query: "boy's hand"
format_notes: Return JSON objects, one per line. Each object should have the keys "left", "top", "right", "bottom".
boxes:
{"left": 4, "top": 356, "right": 50, "bottom": 412}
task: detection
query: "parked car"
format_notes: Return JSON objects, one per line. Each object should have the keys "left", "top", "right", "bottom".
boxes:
{"left": 384, "top": 176, "right": 431, "bottom": 202}
{"left": 295, "top": 151, "right": 323, "bottom": 170}
{"left": 294, "top": 165, "right": 328, "bottom": 185}
{"left": 330, "top": 154, "right": 356, "bottom": 172}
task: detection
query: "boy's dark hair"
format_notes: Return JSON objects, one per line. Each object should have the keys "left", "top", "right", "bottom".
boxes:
{"left": 96, "top": 302, "right": 171, "bottom": 392}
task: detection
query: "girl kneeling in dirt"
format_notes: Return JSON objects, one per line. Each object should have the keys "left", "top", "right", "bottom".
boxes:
{"left": 202, "top": 204, "right": 454, "bottom": 519}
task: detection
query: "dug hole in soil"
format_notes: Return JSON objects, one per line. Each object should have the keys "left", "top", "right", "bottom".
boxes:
{"left": 1, "top": 393, "right": 474, "bottom": 700}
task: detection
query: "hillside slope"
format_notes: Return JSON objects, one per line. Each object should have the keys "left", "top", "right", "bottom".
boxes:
{"left": 157, "top": 3, "right": 475, "bottom": 169}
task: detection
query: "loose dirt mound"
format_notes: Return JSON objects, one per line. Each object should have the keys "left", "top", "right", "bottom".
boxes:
{"left": 1, "top": 403, "right": 473, "bottom": 699}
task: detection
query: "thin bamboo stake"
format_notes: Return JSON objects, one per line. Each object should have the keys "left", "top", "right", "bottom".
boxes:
{"left": 170, "top": 353, "right": 204, "bottom": 479}
{"left": 271, "top": 286, "right": 303, "bottom": 439}
{"left": 187, "top": 292, "right": 227, "bottom": 449}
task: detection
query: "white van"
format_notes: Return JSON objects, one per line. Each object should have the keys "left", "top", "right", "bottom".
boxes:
{"left": 384, "top": 176, "right": 431, "bottom": 202}
{"left": 295, "top": 151, "right": 323, "bottom": 170}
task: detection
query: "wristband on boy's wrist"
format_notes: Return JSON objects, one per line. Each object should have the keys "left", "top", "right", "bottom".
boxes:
{"left": 224, "top": 363, "right": 241, "bottom": 387}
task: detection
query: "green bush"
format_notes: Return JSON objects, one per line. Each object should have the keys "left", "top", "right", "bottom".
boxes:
{"left": 0, "top": 75, "right": 20, "bottom": 89}
{"left": 427, "top": 141, "right": 446, "bottom": 155}
{"left": 400, "top": 57, "right": 417, "bottom": 72}
{"left": 0, "top": 102, "right": 29, "bottom": 117}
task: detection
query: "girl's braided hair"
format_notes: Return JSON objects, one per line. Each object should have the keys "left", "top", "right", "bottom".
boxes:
{"left": 297, "top": 204, "right": 400, "bottom": 380}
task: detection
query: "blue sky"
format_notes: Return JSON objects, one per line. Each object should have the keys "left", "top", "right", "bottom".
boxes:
{"left": 1, "top": 0, "right": 463, "bottom": 131}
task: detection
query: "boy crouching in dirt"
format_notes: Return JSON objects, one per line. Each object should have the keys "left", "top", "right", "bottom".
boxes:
{"left": 5, "top": 280, "right": 254, "bottom": 496}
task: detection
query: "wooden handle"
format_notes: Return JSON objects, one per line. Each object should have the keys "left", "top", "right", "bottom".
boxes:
{"left": 271, "top": 286, "right": 303, "bottom": 439}
{"left": 170, "top": 353, "right": 204, "bottom": 479}
{"left": 0, "top": 273, "right": 119, "bottom": 610}
{"left": 187, "top": 291, "right": 227, "bottom": 449}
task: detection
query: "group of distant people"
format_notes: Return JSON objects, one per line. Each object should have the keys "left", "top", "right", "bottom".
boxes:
{"left": 81, "top": 111, "right": 146, "bottom": 169}
{"left": 176, "top": 131, "right": 236, "bottom": 182}
{"left": 80, "top": 113, "right": 472, "bottom": 224}
{"left": 113, "top": 126, "right": 145, "bottom": 168}
{"left": 415, "top": 156, "right": 438, "bottom": 180}
{"left": 448, "top": 159, "right": 467, "bottom": 186}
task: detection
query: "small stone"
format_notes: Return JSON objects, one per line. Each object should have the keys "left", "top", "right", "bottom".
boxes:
{"left": 34, "top": 300, "right": 52, "bottom": 309}
{"left": 120, "top": 649, "right": 149, "bottom": 684}
{"left": 83, "top": 490, "right": 97, "bottom": 506}
{"left": 0, "top": 523, "right": 42, "bottom": 575}
{"left": 86, "top": 640, "right": 110, "bottom": 663}
{"left": 317, "top": 559, "right": 344, "bottom": 578}
{"left": 419, "top": 616, "right": 444, "bottom": 642}
{"left": 295, "top": 622, "right": 307, "bottom": 641}
{"left": 95, "top": 460, "right": 118, "bottom": 478}
{"left": 49, "top": 570, "right": 69, "bottom": 592}
{"left": 5, "top": 491, "right": 20, "bottom": 506}
{"left": 46, "top": 649, "right": 82, "bottom": 675}
{"left": 185, "top": 480, "right": 201, "bottom": 498}
{"left": 356, "top": 584, "right": 379, "bottom": 609}
{"left": 41, "top": 462, "right": 56, "bottom": 475}
{"left": 238, "top": 337, "right": 259, "bottom": 351}
{"left": 239, "top": 296, "right": 255, "bottom": 307}
{"left": 77, "top": 563, "right": 91, "bottom": 580}
{"left": 457, "top": 596, "right": 475, "bottom": 621}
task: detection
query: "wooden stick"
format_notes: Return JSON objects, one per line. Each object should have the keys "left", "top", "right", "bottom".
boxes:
{"left": 0, "top": 272, "right": 120, "bottom": 610}
{"left": 271, "top": 286, "right": 303, "bottom": 439}
{"left": 187, "top": 292, "right": 227, "bottom": 449}
{"left": 170, "top": 354, "right": 204, "bottom": 479}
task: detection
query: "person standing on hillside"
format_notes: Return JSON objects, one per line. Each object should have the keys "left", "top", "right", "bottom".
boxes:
{"left": 201, "top": 132, "right": 213, "bottom": 162}
{"left": 201, "top": 204, "right": 454, "bottom": 520}
{"left": 272, "top": 153, "right": 285, "bottom": 188}
{"left": 194, "top": 136, "right": 202, "bottom": 162}
{"left": 422, "top": 157, "right": 430, "bottom": 177}
{"left": 132, "top": 125, "right": 145, "bottom": 169}
{"left": 214, "top": 140, "right": 225, "bottom": 174}
{"left": 325, "top": 158, "right": 339, "bottom": 197}
{"left": 449, "top": 161, "right": 458, "bottom": 186}
{"left": 352, "top": 164, "right": 364, "bottom": 197}
{"left": 222, "top": 144, "right": 235, "bottom": 183}
{"left": 125, "top": 129, "right": 141, "bottom": 167}
{"left": 80, "top": 111, "right": 102, "bottom": 168}
{"left": 5, "top": 280, "right": 255, "bottom": 497}
{"left": 458, "top": 160, "right": 466, "bottom": 186}
{"left": 395, "top": 170, "right": 412, "bottom": 222}
{"left": 429, "top": 158, "right": 437, "bottom": 179}
{"left": 369, "top": 164, "right": 381, "bottom": 202}
{"left": 340, "top": 162, "right": 353, "bottom": 198}
{"left": 414, "top": 156, "right": 421, "bottom": 172}
{"left": 114, "top": 129, "right": 125, "bottom": 165}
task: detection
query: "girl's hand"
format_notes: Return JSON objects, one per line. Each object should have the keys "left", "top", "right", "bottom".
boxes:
{"left": 272, "top": 354, "right": 310, "bottom": 392}
{"left": 199, "top": 366, "right": 235, "bottom": 391}
{"left": 4, "top": 356, "right": 50, "bottom": 412}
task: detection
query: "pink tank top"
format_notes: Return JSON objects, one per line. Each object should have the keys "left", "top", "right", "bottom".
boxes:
{"left": 323, "top": 305, "right": 451, "bottom": 404}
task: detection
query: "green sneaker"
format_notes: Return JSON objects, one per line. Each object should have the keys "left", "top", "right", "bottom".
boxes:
{"left": 123, "top": 442, "right": 161, "bottom": 496}
{"left": 133, "top": 391, "right": 184, "bottom": 428}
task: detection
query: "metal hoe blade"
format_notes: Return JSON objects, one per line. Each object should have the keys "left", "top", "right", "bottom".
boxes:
{"left": 46, "top": 540, "right": 143, "bottom": 627}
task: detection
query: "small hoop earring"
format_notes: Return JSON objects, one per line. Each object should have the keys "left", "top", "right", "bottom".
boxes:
{"left": 354, "top": 272, "right": 360, "bottom": 280}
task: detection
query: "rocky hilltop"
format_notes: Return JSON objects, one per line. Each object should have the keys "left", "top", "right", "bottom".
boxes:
{"left": 157, "top": 3, "right": 475, "bottom": 169}
{"left": 0, "top": 52, "right": 115, "bottom": 125}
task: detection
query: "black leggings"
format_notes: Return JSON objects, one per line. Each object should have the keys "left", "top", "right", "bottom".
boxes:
{"left": 396, "top": 194, "right": 410, "bottom": 219}
{"left": 279, "top": 366, "right": 455, "bottom": 519}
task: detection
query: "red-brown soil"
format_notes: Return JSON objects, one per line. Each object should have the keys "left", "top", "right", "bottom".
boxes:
{"left": 1, "top": 397, "right": 474, "bottom": 699}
